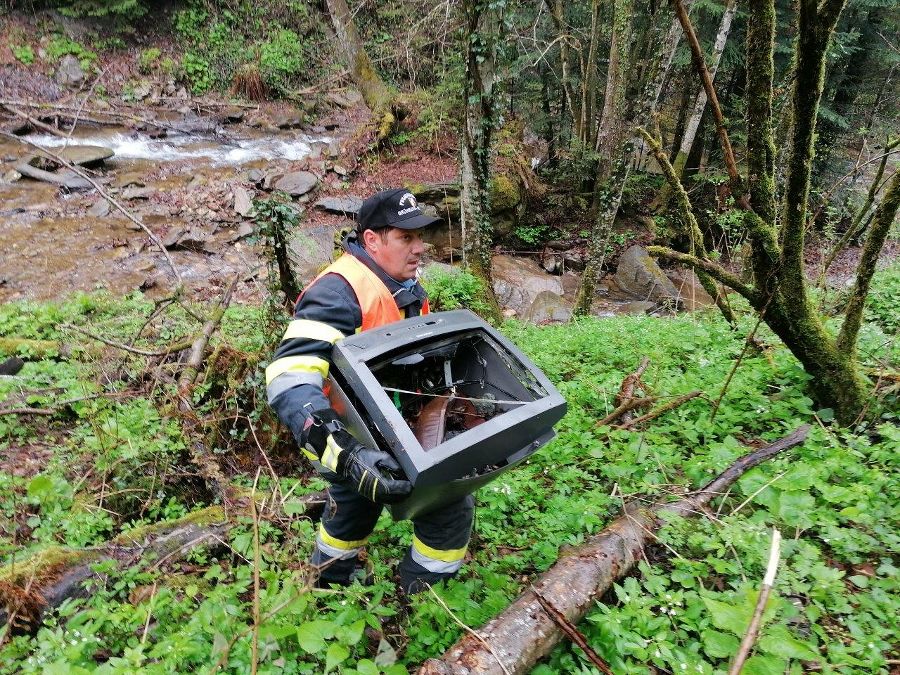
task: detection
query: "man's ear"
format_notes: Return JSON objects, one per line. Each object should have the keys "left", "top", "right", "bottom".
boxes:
{"left": 361, "top": 228, "right": 379, "bottom": 252}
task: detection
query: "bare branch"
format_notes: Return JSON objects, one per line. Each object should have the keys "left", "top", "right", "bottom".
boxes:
{"left": 646, "top": 247, "right": 759, "bottom": 304}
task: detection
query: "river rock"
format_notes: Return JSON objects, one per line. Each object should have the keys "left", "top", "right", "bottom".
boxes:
{"left": 233, "top": 187, "right": 254, "bottom": 216}
{"left": 327, "top": 90, "right": 363, "bottom": 108}
{"left": 227, "top": 222, "right": 254, "bottom": 242}
{"left": 620, "top": 300, "right": 657, "bottom": 315}
{"left": 247, "top": 169, "right": 265, "bottom": 186}
{"left": 54, "top": 55, "right": 86, "bottom": 87}
{"left": 270, "top": 107, "right": 304, "bottom": 129}
{"left": 88, "top": 199, "right": 111, "bottom": 217}
{"left": 314, "top": 196, "right": 362, "bottom": 217}
{"left": 665, "top": 268, "right": 715, "bottom": 310}
{"left": 2, "top": 169, "right": 21, "bottom": 183}
{"left": 287, "top": 221, "right": 346, "bottom": 283}
{"left": 15, "top": 162, "right": 91, "bottom": 189}
{"left": 56, "top": 145, "right": 115, "bottom": 166}
{"left": 121, "top": 186, "right": 155, "bottom": 200}
{"left": 522, "top": 290, "right": 572, "bottom": 324}
{"left": 492, "top": 254, "right": 564, "bottom": 316}
{"left": 613, "top": 245, "right": 681, "bottom": 305}
{"left": 274, "top": 171, "right": 317, "bottom": 196}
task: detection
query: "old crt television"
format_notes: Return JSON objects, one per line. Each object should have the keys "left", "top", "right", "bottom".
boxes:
{"left": 322, "top": 310, "right": 567, "bottom": 520}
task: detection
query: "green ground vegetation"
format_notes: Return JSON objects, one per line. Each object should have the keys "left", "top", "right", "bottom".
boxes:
{"left": 0, "top": 266, "right": 897, "bottom": 673}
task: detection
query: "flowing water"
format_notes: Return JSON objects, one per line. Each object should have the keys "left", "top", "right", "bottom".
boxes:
{"left": 1, "top": 124, "right": 332, "bottom": 303}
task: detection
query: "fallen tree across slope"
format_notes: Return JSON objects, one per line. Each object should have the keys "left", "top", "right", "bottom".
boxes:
{"left": 419, "top": 425, "right": 811, "bottom": 675}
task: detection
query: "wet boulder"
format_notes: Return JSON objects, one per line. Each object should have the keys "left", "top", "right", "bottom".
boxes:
{"left": 612, "top": 245, "right": 681, "bottom": 305}
{"left": 273, "top": 171, "right": 318, "bottom": 197}
{"left": 55, "top": 145, "right": 114, "bottom": 167}
{"left": 314, "top": 196, "right": 363, "bottom": 217}
{"left": 522, "top": 290, "right": 572, "bottom": 324}
{"left": 491, "top": 254, "right": 564, "bottom": 317}
{"left": 287, "top": 221, "right": 346, "bottom": 284}
{"left": 54, "top": 55, "right": 85, "bottom": 87}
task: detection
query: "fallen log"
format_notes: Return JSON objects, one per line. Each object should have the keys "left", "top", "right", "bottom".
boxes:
{"left": 0, "top": 338, "right": 71, "bottom": 359}
{"left": 13, "top": 161, "right": 92, "bottom": 189}
{"left": 418, "top": 425, "right": 810, "bottom": 675}
{"left": 0, "top": 492, "right": 327, "bottom": 632}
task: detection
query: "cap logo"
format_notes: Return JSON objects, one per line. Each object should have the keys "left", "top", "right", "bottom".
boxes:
{"left": 397, "top": 192, "right": 419, "bottom": 216}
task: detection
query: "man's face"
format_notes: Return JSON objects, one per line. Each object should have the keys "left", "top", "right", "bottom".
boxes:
{"left": 363, "top": 227, "right": 426, "bottom": 281}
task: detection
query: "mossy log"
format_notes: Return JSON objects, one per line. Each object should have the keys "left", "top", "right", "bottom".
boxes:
{"left": 0, "top": 492, "right": 326, "bottom": 632}
{"left": 0, "top": 338, "right": 71, "bottom": 359}
{"left": 418, "top": 426, "right": 810, "bottom": 675}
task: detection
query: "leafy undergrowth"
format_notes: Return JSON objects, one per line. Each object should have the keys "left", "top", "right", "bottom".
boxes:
{"left": 0, "top": 285, "right": 897, "bottom": 674}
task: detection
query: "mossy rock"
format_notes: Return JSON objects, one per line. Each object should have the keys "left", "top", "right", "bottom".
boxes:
{"left": 490, "top": 174, "right": 522, "bottom": 213}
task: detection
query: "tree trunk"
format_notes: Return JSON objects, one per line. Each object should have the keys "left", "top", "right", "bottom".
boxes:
{"left": 580, "top": 0, "right": 601, "bottom": 146}
{"left": 418, "top": 427, "right": 810, "bottom": 675}
{"left": 657, "top": 0, "right": 737, "bottom": 210}
{"left": 461, "top": 0, "right": 502, "bottom": 321}
{"left": 836, "top": 170, "right": 900, "bottom": 355}
{"left": 324, "top": 0, "right": 396, "bottom": 140}
{"left": 546, "top": 0, "right": 580, "bottom": 143}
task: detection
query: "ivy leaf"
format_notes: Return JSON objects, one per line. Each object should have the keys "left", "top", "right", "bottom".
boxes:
{"left": 296, "top": 620, "right": 335, "bottom": 654}
{"left": 325, "top": 642, "right": 349, "bottom": 674}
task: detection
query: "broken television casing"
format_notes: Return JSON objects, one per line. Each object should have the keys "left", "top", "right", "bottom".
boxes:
{"left": 322, "top": 310, "right": 567, "bottom": 520}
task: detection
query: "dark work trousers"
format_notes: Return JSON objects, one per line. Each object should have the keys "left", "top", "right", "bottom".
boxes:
{"left": 311, "top": 481, "right": 475, "bottom": 593}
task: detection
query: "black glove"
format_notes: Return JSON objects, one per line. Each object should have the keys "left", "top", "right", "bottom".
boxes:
{"left": 303, "top": 410, "right": 412, "bottom": 504}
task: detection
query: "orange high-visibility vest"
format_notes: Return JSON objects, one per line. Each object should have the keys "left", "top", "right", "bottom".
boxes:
{"left": 301, "top": 254, "right": 429, "bottom": 332}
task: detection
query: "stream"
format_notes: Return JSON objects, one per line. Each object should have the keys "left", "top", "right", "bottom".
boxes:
{"left": 0, "top": 123, "right": 333, "bottom": 304}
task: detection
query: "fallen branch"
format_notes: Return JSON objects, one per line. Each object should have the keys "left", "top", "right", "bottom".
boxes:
{"left": 1, "top": 105, "right": 68, "bottom": 138}
{"left": 615, "top": 357, "right": 650, "bottom": 425}
{"left": 418, "top": 425, "right": 810, "bottom": 675}
{"left": 531, "top": 587, "right": 614, "bottom": 675}
{"left": 62, "top": 323, "right": 193, "bottom": 357}
{"left": 596, "top": 396, "right": 657, "bottom": 427}
{"left": 728, "top": 528, "right": 781, "bottom": 674}
{"left": 617, "top": 390, "right": 703, "bottom": 430}
{"left": 0, "top": 338, "right": 71, "bottom": 359}
{"left": 176, "top": 275, "right": 240, "bottom": 498}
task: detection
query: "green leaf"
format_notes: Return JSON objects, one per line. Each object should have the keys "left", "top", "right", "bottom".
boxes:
{"left": 282, "top": 501, "right": 308, "bottom": 515}
{"left": 759, "top": 626, "right": 819, "bottom": 661}
{"left": 848, "top": 575, "right": 869, "bottom": 589}
{"left": 702, "top": 597, "right": 751, "bottom": 636}
{"left": 27, "top": 475, "right": 54, "bottom": 500}
{"left": 325, "top": 642, "right": 349, "bottom": 673}
{"left": 355, "top": 660, "right": 380, "bottom": 675}
{"left": 742, "top": 654, "right": 788, "bottom": 675}
{"left": 702, "top": 629, "right": 739, "bottom": 658}
{"left": 297, "top": 620, "right": 335, "bottom": 654}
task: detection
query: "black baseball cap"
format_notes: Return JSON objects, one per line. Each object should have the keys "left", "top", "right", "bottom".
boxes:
{"left": 356, "top": 188, "right": 440, "bottom": 232}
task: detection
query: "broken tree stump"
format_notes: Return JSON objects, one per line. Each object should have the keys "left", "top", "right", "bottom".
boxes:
{"left": 418, "top": 425, "right": 810, "bottom": 675}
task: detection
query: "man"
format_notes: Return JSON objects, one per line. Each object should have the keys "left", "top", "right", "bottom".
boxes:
{"left": 266, "top": 188, "right": 474, "bottom": 592}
